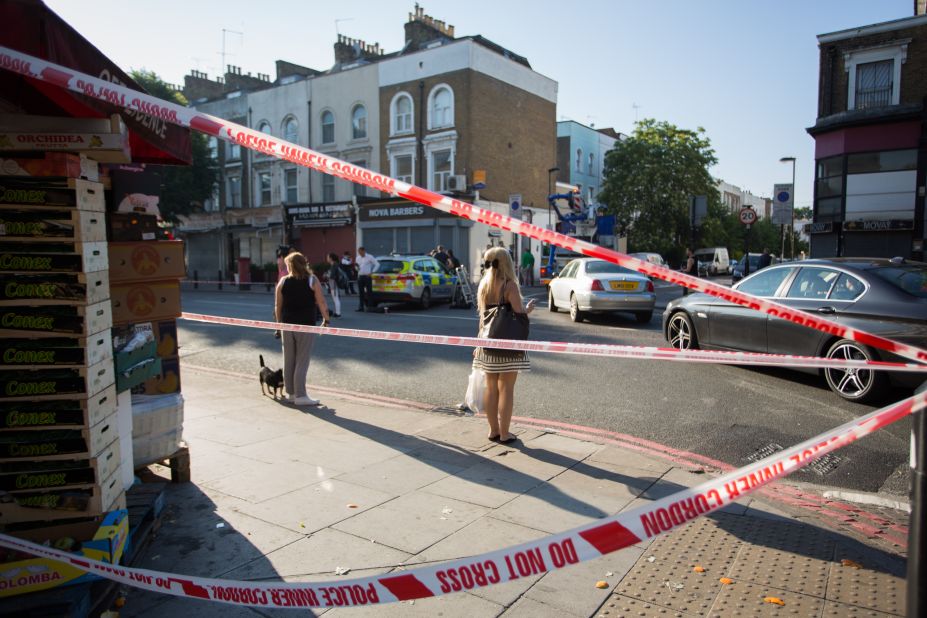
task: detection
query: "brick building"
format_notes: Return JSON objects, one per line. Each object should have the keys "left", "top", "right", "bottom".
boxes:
{"left": 807, "top": 9, "right": 927, "bottom": 260}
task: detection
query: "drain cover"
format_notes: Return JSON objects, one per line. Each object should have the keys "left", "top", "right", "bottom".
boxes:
{"left": 803, "top": 452, "right": 843, "bottom": 476}
{"left": 745, "top": 443, "right": 784, "bottom": 462}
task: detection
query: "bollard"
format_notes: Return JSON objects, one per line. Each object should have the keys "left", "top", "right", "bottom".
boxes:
{"left": 194, "top": 270, "right": 198, "bottom": 290}
{"left": 908, "top": 379, "right": 927, "bottom": 618}
{"left": 218, "top": 270, "right": 223, "bottom": 291}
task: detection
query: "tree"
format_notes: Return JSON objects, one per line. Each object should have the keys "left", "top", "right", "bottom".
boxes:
{"left": 130, "top": 69, "right": 218, "bottom": 221}
{"left": 599, "top": 119, "right": 719, "bottom": 267}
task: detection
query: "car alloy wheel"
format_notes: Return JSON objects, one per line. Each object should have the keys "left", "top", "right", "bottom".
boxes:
{"left": 548, "top": 288, "right": 558, "bottom": 312}
{"left": 824, "top": 339, "right": 886, "bottom": 403}
{"left": 668, "top": 312, "right": 696, "bottom": 349}
{"left": 569, "top": 294, "right": 584, "bottom": 323}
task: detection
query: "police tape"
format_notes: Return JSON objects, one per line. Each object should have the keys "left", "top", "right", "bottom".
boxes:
{"left": 0, "top": 390, "right": 922, "bottom": 608}
{"left": 179, "top": 312, "right": 927, "bottom": 374}
{"left": 1, "top": 46, "right": 924, "bottom": 366}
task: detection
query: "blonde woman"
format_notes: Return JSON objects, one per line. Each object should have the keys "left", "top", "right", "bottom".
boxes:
{"left": 473, "top": 247, "right": 536, "bottom": 443}
{"left": 274, "top": 252, "right": 330, "bottom": 406}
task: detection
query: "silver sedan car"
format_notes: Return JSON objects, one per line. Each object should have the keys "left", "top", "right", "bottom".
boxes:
{"left": 548, "top": 258, "right": 656, "bottom": 323}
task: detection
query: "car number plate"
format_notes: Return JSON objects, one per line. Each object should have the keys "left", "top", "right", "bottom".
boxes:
{"left": 610, "top": 281, "right": 637, "bottom": 291}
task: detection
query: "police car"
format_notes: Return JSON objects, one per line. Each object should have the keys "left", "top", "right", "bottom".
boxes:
{"left": 370, "top": 255, "right": 458, "bottom": 309}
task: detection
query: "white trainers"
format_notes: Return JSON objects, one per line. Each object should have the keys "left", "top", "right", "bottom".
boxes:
{"left": 293, "top": 396, "right": 320, "bottom": 406}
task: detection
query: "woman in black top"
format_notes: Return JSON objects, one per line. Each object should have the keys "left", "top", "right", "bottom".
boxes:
{"left": 274, "top": 252, "right": 330, "bottom": 406}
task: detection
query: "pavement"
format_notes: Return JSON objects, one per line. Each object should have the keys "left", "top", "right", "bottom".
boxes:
{"left": 122, "top": 363, "right": 911, "bottom": 617}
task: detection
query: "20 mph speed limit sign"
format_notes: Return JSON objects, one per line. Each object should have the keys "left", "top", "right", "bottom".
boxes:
{"left": 739, "top": 207, "right": 757, "bottom": 225}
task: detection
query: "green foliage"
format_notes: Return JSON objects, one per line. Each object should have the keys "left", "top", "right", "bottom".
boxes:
{"left": 130, "top": 69, "right": 218, "bottom": 222}
{"left": 599, "top": 119, "right": 719, "bottom": 264}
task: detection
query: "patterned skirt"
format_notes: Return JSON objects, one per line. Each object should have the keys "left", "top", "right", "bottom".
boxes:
{"left": 472, "top": 347, "right": 531, "bottom": 373}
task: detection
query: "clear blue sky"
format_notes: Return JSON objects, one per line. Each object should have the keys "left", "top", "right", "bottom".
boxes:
{"left": 46, "top": 0, "right": 914, "bottom": 207}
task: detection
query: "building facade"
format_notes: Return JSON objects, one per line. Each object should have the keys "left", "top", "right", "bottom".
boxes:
{"left": 555, "top": 121, "right": 622, "bottom": 205}
{"left": 807, "top": 11, "right": 927, "bottom": 260}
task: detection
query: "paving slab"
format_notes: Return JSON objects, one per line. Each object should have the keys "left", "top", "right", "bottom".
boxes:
{"left": 333, "top": 451, "right": 466, "bottom": 494}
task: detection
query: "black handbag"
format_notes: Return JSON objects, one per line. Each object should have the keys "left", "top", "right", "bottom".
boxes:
{"left": 480, "top": 281, "right": 529, "bottom": 348}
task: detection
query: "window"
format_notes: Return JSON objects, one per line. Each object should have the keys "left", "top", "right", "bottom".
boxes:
{"left": 588, "top": 153, "right": 594, "bottom": 175}
{"left": 872, "top": 265, "right": 927, "bottom": 298}
{"left": 393, "top": 154, "right": 413, "bottom": 183}
{"left": 207, "top": 137, "right": 218, "bottom": 160}
{"left": 283, "top": 118, "right": 298, "bottom": 144}
{"left": 321, "top": 110, "right": 335, "bottom": 144}
{"left": 847, "top": 149, "right": 917, "bottom": 174}
{"left": 392, "top": 93, "right": 413, "bottom": 135}
{"left": 322, "top": 174, "right": 335, "bottom": 202}
{"left": 284, "top": 169, "right": 298, "bottom": 203}
{"left": 845, "top": 44, "right": 907, "bottom": 110}
{"left": 785, "top": 268, "right": 838, "bottom": 299}
{"left": 227, "top": 176, "right": 241, "bottom": 209}
{"left": 431, "top": 149, "right": 452, "bottom": 192}
{"left": 352, "top": 160, "right": 367, "bottom": 197}
{"left": 257, "top": 121, "right": 271, "bottom": 136}
{"left": 855, "top": 60, "right": 893, "bottom": 110}
{"left": 258, "top": 172, "right": 272, "bottom": 206}
{"left": 830, "top": 274, "right": 865, "bottom": 301}
{"left": 587, "top": 186, "right": 594, "bottom": 203}
{"left": 576, "top": 148, "right": 582, "bottom": 172}
{"left": 736, "top": 267, "right": 794, "bottom": 297}
{"left": 428, "top": 85, "right": 453, "bottom": 129}
{"left": 351, "top": 105, "right": 367, "bottom": 140}
{"left": 815, "top": 155, "right": 843, "bottom": 222}
{"left": 228, "top": 141, "right": 241, "bottom": 161}
{"left": 560, "top": 261, "right": 579, "bottom": 278}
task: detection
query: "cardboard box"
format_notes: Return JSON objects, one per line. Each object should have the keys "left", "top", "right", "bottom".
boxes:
{"left": 0, "top": 467, "right": 124, "bottom": 524}
{"left": 0, "top": 241, "right": 108, "bottom": 273}
{"left": 0, "top": 152, "right": 100, "bottom": 182}
{"left": 108, "top": 241, "right": 185, "bottom": 282}
{"left": 0, "top": 177, "right": 104, "bottom": 211}
{"left": 113, "top": 320, "right": 177, "bottom": 358}
{"left": 108, "top": 212, "right": 159, "bottom": 242}
{"left": 0, "top": 301, "right": 112, "bottom": 338}
{"left": 0, "top": 410, "right": 117, "bottom": 461}
{"left": 110, "top": 279, "right": 181, "bottom": 325}
{"left": 0, "top": 270, "right": 109, "bottom": 305}
{"left": 131, "top": 392, "right": 183, "bottom": 438}
{"left": 135, "top": 355, "right": 180, "bottom": 396}
{"left": 0, "top": 332, "right": 113, "bottom": 368}
{"left": 116, "top": 356, "right": 161, "bottom": 393}
{"left": 0, "top": 509, "right": 128, "bottom": 597}
{"left": 0, "top": 359, "right": 115, "bottom": 402}
{"left": 0, "top": 114, "right": 131, "bottom": 164}
{"left": 0, "top": 440, "right": 121, "bottom": 492}
{"left": 0, "top": 385, "right": 116, "bottom": 431}
{"left": 0, "top": 205, "right": 106, "bottom": 242}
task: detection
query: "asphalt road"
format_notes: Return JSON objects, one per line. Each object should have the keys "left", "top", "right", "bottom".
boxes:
{"left": 176, "top": 284, "right": 913, "bottom": 496}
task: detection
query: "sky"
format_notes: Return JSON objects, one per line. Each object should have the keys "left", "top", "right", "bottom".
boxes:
{"left": 44, "top": 0, "right": 915, "bottom": 207}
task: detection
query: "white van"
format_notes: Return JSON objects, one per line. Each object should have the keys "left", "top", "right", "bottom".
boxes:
{"left": 693, "top": 247, "right": 731, "bottom": 276}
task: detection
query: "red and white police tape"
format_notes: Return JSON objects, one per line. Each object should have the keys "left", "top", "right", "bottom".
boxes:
{"left": 0, "top": 390, "right": 923, "bottom": 608}
{"left": 179, "top": 312, "right": 927, "bottom": 374}
{"left": 1, "top": 46, "right": 924, "bottom": 366}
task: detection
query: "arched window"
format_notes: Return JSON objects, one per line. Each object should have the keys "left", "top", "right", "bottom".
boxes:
{"left": 351, "top": 105, "right": 367, "bottom": 140}
{"left": 391, "top": 93, "right": 413, "bottom": 135}
{"left": 283, "top": 118, "right": 298, "bottom": 144}
{"left": 321, "top": 110, "right": 335, "bottom": 144}
{"left": 576, "top": 148, "right": 583, "bottom": 172}
{"left": 257, "top": 121, "right": 272, "bottom": 136}
{"left": 588, "top": 152, "right": 595, "bottom": 175}
{"left": 428, "top": 85, "right": 454, "bottom": 129}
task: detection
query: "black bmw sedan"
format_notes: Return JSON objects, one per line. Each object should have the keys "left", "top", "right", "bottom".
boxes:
{"left": 662, "top": 258, "right": 927, "bottom": 402}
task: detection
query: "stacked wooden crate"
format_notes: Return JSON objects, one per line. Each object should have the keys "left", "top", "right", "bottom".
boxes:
{"left": 0, "top": 154, "right": 126, "bottom": 527}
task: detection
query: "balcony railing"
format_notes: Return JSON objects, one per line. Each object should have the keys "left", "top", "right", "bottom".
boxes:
{"left": 855, "top": 86, "right": 892, "bottom": 110}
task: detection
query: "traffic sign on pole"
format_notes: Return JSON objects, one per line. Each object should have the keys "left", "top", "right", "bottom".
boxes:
{"left": 739, "top": 207, "right": 757, "bottom": 226}
{"left": 772, "top": 183, "right": 793, "bottom": 225}
{"left": 509, "top": 193, "right": 522, "bottom": 220}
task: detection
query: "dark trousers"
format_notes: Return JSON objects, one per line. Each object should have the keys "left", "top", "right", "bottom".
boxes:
{"left": 358, "top": 275, "right": 373, "bottom": 309}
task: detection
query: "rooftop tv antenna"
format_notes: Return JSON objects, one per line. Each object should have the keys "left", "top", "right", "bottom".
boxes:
{"left": 220, "top": 28, "right": 244, "bottom": 74}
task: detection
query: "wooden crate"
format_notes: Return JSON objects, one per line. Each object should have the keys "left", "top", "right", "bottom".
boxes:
{"left": 0, "top": 440, "right": 121, "bottom": 492}
{"left": 0, "top": 332, "right": 113, "bottom": 369}
{"left": 0, "top": 240, "right": 108, "bottom": 273}
{"left": 0, "top": 271, "right": 109, "bottom": 305}
{"left": 0, "top": 410, "right": 117, "bottom": 461}
{"left": 0, "top": 177, "right": 104, "bottom": 211}
{"left": 0, "top": 301, "right": 112, "bottom": 338}
{"left": 0, "top": 384, "right": 116, "bottom": 430}
{"left": 0, "top": 359, "right": 115, "bottom": 402}
{"left": 0, "top": 206, "right": 105, "bottom": 242}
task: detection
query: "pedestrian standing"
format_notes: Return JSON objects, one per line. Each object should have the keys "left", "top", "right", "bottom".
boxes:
{"left": 433, "top": 245, "right": 449, "bottom": 266}
{"left": 520, "top": 246, "right": 535, "bottom": 287}
{"left": 446, "top": 249, "right": 461, "bottom": 271}
{"left": 472, "top": 247, "right": 535, "bottom": 443}
{"left": 326, "top": 252, "right": 345, "bottom": 318}
{"left": 681, "top": 248, "right": 696, "bottom": 296}
{"left": 757, "top": 247, "right": 772, "bottom": 270}
{"left": 355, "top": 246, "right": 379, "bottom": 312}
{"left": 274, "top": 252, "right": 330, "bottom": 406}
{"left": 341, "top": 251, "right": 357, "bottom": 294}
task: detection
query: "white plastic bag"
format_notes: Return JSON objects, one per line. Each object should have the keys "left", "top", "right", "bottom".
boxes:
{"left": 465, "top": 368, "right": 486, "bottom": 414}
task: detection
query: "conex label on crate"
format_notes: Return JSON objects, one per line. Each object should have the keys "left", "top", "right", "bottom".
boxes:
{"left": 0, "top": 391, "right": 922, "bottom": 608}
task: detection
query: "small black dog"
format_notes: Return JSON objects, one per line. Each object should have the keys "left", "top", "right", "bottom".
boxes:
{"left": 259, "top": 354, "right": 284, "bottom": 399}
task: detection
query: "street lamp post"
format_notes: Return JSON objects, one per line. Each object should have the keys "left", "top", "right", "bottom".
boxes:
{"left": 780, "top": 156, "right": 796, "bottom": 259}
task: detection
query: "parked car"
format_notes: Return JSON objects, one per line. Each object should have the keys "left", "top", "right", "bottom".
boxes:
{"left": 540, "top": 248, "right": 584, "bottom": 286}
{"left": 630, "top": 252, "right": 668, "bottom": 279}
{"left": 549, "top": 258, "right": 656, "bottom": 323}
{"left": 693, "top": 247, "right": 731, "bottom": 276}
{"left": 370, "top": 255, "right": 457, "bottom": 309}
{"left": 662, "top": 257, "right": 927, "bottom": 402}
{"left": 732, "top": 254, "right": 782, "bottom": 283}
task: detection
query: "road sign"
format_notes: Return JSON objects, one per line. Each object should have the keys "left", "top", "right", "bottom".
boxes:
{"left": 509, "top": 193, "right": 522, "bottom": 220}
{"left": 739, "top": 207, "right": 757, "bottom": 226}
{"left": 690, "top": 195, "right": 708, "bottom": 227}
{"left": 772, "top": 183, "right": 793, "bottom": 225}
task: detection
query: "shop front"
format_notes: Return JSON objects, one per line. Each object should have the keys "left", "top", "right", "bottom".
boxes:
{"left": 287, "top": 201, "right": 356, "bottom": 266}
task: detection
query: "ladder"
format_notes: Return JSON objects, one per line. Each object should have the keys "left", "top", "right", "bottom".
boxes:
{"left": 454, "top": 265, "right": 476, "bottom": 309}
